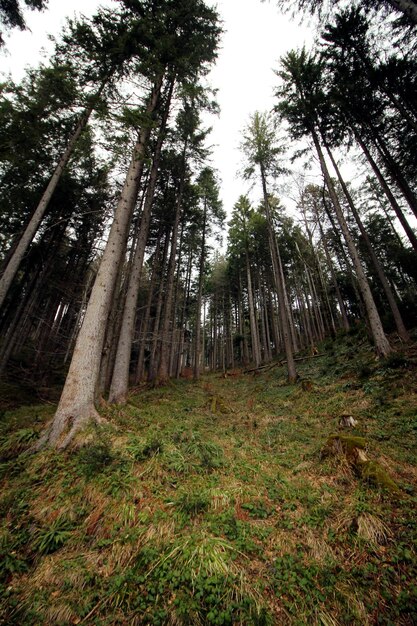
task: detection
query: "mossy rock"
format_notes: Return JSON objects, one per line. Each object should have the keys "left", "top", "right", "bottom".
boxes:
{"left": 210, "top": 396, "right": 230, "bottom": 414}
{"left": 357, "top": 460, "right": 400, "bottom": 492}
{"left": 322, "top": 434, "right": 367, "bottom": 460}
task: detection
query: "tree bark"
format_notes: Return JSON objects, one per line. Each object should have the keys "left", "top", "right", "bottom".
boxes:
{"left": 109, "top": 79, "right": 174, "bottom": 403}
{"left": 325, "top": 143, "right": 409, "bottom": 342}
{"left": 38, "top": 75, "right": 163, "bottom": 449}
{"left": 312, "top": 130, "right": 391, "bottom": 357}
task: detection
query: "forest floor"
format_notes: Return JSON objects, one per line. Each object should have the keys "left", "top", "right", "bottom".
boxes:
{"left": 1, "top": 329, "right": 417, "bottom": 625}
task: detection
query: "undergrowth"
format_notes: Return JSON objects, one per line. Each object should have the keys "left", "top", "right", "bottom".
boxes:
{"left": 0, "top": 334, "right": 416, "bottom": 624}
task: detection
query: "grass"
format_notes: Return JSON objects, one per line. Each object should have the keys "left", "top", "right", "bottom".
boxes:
{"left": 0, "top": 334, "right": 416, "bottom": 624}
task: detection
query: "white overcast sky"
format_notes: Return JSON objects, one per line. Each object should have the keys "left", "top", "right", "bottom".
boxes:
{"left": 1, "top": 0, "right": 315, "bottom": 220}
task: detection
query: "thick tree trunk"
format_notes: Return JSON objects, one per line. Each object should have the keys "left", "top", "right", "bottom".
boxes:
{"left": 109, "top": 80, "right": 174, "bottom": 403}
{"left": 326, "top": 143, "right": 409, "bottom": 342}
{"left": 38, "top": 76, "right": 163, "bottom": 449}
{"left": 312, "top": 130, "right": 391, "bottom": 357}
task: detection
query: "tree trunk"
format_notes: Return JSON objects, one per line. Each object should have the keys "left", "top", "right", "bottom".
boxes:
{"left": 316, "top": 214, "right": 350, "bottom": 332}
{"left": 109, "top": 79, "right": 174, "bottom": 403}
{"left": 246, "top": 251, "right": 261, "bottom": 366}
{"left": 193, "top": 200, "right": 207, "bottom": 380}
{"left": 355, "top": 132, "right": 417, "bottom": 253}
{"left": 371, "top": 132, "right": 417, "bottom": 220}
{"left": 312, "top": 130, "right": 391, "bottom": 357}
{"left": 325, "top": 143, "right": 409, "bottom": 342}
{"left": 0, "top": 83, "right": 107, "bottom": 311}
{"left": 157, "top": 181, "right": 184, "bottom": 383}
{"left": 38, "top": 75, "right": 163, "bottom": 449}
{"left": 260, "top": 167, "right": 297, "bottom": 381}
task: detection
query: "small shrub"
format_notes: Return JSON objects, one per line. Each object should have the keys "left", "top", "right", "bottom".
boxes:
{"left": 33, "top": 517, "right": 73, "bottom": 554}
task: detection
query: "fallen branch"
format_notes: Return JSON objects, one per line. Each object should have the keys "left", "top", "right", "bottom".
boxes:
{"left": 244, "top": 353, "right": 326, "bottom": 374}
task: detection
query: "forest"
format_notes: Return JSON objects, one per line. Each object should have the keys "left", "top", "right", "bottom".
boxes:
{"left": 0, "top": 0, "right": 416, "bottom": 624}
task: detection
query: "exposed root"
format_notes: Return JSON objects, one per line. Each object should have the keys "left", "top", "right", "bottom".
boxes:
{"left": 33, "top": 405, "right": 106, "bottom": 451}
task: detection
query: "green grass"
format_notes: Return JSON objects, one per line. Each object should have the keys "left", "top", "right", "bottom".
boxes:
{"left": 0, "top": 336, "right": 416, "bottom": 624}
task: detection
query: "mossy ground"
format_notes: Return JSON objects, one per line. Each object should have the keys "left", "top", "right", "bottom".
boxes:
{"left": 1, "top": 333, "right": 417, "bottom": 625}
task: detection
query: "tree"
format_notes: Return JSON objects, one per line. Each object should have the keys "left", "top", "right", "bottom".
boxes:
{"left": 269, "top": 0, "right": 417, "bottom": 26}
{"left": 276, "top": 48, "right": 392, "bottom": 356}
{"left": 240, "top": 111, "right": 298, "bottom": 382}
{"left": 193, "top": 166, "right": 224, "bottom": 380}
{"left": 228, "top": 196, "right": 262, "bottom": 366}
{"left": 39, "top": 0, "right": 221, "bottom": 448}
{"left": 0, "top": 6, "right": 150, "bottom": 310}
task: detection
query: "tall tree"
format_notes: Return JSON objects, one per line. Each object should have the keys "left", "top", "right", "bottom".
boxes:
{"left": 240, "top": 111, "right": 298, "bottom": 382}
{"left": 193, "top": 166, "right": 224, "bottom": 380}
{"left": 276, "top": 48, "right": 392, "bottom": 356}
{"left": 39, "top": 0, "right": 221, "bottom": 448}
{"left": 0, "top": 6, "right": 148, "bottom": 310}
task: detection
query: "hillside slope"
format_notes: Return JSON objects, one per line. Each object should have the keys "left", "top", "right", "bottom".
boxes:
{"left": 1, "top": 333, "right": 417, "bottom": 625}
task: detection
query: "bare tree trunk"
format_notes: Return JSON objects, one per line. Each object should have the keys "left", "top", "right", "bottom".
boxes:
{"left": 312, "top": 130, "right": 391, "bottom": 357}
{"left": 0, "top": 84, "right": 107, "bottom": 311}
{"left": 355, "top": 132, "right": 417, "bottom": 253}
{"left": 326, "top": 143, "right": 409, "bottom": 342}
{"left": 38, "top": 75, "right": 163, "bottom": 449}
{"left": 371, "top": 132, "right": 417, "bottom": 220}
{"left": 246, "top": 252, "right": 261, "bottom": 366}
{"left": 109, "top": 80, "right": 174, "bottom": 403}
{"left": 194, "top": 199, "right": 207, "bottom": 380}
{"left": 322, "top": 189, "right": 367, "bottom": 321}
{"left": 148, "top": 230, "right": 170, "bottom": 383}
{"left": 316, "top": 215, "right": 350, "bottom": 332}
{"left": 157, "top": 183, "right": 184, "bottom": 383}
{"left": 176, "top": 247, "right": 193, "bottom": 378}
{"left": 260, "top": 167, "right": 297, "bottom": 381}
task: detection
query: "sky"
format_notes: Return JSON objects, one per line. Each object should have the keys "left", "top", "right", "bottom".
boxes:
{"left": 1, "top": 0, "right": 315, "bottom": 220}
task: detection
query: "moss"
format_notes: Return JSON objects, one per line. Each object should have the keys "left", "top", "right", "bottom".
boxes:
{"left": 323, "top": 434, "right": 367, "bottom": 459}
{"left": 357, "top": 460, "right": 400, "bottom": 492}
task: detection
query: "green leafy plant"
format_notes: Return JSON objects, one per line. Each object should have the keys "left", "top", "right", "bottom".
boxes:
{"left": 174, "top": 489, "right": 210, "bottom": 516}
{"left": 33, "top": 517, "right": 73, "bottom": 554}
